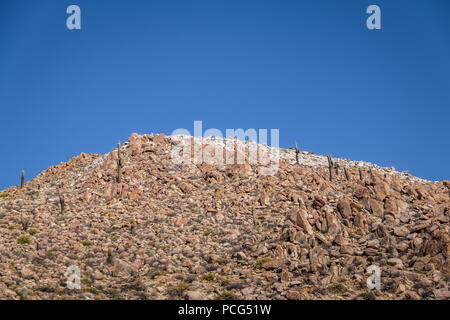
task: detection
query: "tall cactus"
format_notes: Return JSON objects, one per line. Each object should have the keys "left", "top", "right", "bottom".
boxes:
{"left": 344, "top": 166, "right": 350, "bottom": 181}
{"left": 327, "top": 155, "right": 333, "bottom": 182}
{"left": 59, "top": 193, "right": 65, "bottom": 214}
{"left": 117, "top": 141, "right": 122, "bottom": 183}
{"left": 20, "top": 170, "right": 24, "bottom": 189}
{"left": 295, "top": 141, "right": 300, "bottom": 164}
{"left": 107, "top": 248, "right": 113, "bottom": 264}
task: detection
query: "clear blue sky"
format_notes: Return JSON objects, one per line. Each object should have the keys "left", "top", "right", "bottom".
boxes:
{"left": 1, "top": 0, "right": 449, "bottom": 189}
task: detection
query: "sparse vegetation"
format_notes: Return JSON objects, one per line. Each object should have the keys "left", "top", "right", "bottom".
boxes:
{"left": 124, "top": 279, "right": 146, "bottom": 292}
{"left": 46, "top": 251, "right": 59, "bottom": 258}
{"left": 328, "top": 282, "right": 348, "bottom": 294}
{"left": 356, "top": 292, "right": 376, "bottom": 300}
{"left": 81, "top": 276, "right": 94, "bottom": 286}
{"left": 168, "top": 282, "right": 190, "bottom": 296}
{"left": 254, "top": 257, "right": 272, "bottom": 269}
{"left": 220, "top": 279, "right": 230, "bottom": 286}
{"left": 201, "top": 273, "right": 215, "bottom": 282}
{"left": 80, "top": 240, "right": 92, "bottom": 246}
{"left": 36, "top": 285, "right": 55, "bottom": 293}
{"left": 216, "top": 290, "right": 240, "bottom": 300}
{"left": 147, "top": 268, "right": 165, "bottom": 279}
{"left": 17, "top": 236, "right": 31, "bottom": 244}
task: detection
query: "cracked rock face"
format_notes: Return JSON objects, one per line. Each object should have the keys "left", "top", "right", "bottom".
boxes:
{"left": 0, "top": 133, "right": 448, "bottom": 300}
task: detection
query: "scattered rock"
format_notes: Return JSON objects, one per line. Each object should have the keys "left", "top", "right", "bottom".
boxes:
{"left": 186, "top": 291, "right": 205, "bottom": 300}
{"left": 289, "top": 208, "right": 313, "bottom": 235}
{"left": 394, "top": 226, "right": 410, "bottom": 237}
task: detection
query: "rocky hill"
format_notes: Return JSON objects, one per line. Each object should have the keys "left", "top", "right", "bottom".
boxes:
{"left": 0, "top": 133, "right": 448, "bottom": 300}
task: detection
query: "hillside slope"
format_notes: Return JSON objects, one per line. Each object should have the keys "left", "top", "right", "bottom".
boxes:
{"left": 0, "top": 133, "right": 448, "bottom": 300}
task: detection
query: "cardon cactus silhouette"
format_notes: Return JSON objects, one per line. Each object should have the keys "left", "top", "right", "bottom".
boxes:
{"left": 117, "top": 141, "right": 123, "bottom": 182}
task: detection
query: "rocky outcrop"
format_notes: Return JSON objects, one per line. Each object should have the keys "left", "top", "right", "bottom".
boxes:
{"left": 0, "top": 133, "right": 448, "bottom": 300}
